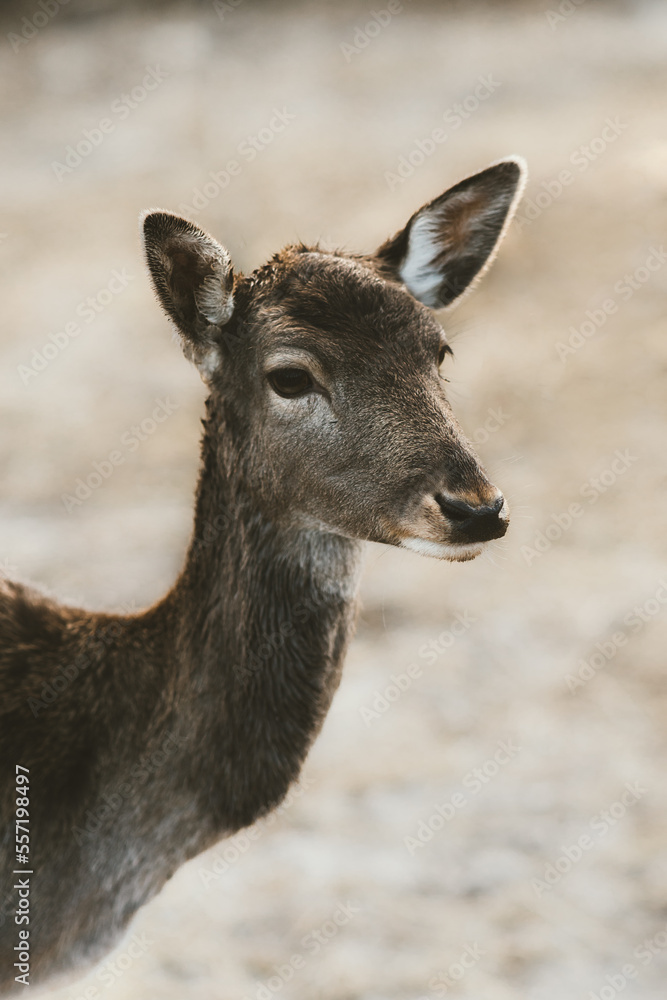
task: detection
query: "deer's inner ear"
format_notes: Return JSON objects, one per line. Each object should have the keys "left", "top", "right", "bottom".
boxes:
{"left": 375, "top": 157, "right": 526, "bottom": 309}
{"left": 140, "top": 210, "right": 235, "bottom": 379}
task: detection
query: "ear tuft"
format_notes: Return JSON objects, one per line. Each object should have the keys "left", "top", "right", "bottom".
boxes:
{"left": 140, "top": 210, "right": 235, "bottom": 377}
{"left": 194, "top": 271, "right": 234, "bottom": 325}
{"left": 376, "top": 157, "right": 527, "bottom": 309}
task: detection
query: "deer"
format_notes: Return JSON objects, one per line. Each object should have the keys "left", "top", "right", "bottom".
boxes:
{"left": 0, "top": 156, "right": 525, "bottom": 995}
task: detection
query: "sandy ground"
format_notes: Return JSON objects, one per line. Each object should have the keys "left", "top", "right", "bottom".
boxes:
{"left": 1, "top": 0, "right": 667, "bottom": 997}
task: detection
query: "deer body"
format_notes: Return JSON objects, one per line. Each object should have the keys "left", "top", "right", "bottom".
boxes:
{"left": 0, "top": 400, "right": 361, "bottom": 990}
{"left": 0, "top": 158, "right": 525, "bottom": 994}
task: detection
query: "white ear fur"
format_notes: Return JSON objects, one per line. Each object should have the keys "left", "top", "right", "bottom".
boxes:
{"left": 193, "top": 263, "right": 235, "bottom": 325}
{"left": 381, "top": 156, "right": 527, "bottom": 309}
{"left": 399, "top": 214, "right": 449, "bottom": 307}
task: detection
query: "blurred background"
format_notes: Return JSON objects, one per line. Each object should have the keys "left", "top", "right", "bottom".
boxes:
{"left": 1, "top": 0, "right": 667, "bottom": 997}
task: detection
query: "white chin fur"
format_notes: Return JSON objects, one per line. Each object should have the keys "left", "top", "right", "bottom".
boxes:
{"left": 400, "top": 538, "right": 484, "bottom": 562}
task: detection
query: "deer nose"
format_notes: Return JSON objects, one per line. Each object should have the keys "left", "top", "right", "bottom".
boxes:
{"left": 435, "top": 493, "right": 508, "bottom": 542}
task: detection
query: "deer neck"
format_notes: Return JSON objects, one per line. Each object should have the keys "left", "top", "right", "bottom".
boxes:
{"left": 162, "top": 401, "right": 363, "bottom": 834}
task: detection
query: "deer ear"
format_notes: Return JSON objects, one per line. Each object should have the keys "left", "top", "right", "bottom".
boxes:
{"left": 376, "top": 157, "right": 526, "bottom": 309}
{"left": 140, "top": 210, "right": 235, "bottom": 377}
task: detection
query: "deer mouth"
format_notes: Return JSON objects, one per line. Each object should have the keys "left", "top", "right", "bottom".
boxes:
{"left": 386, "top": 490, "right": 508, "bottom": 561}
{"left": 399, "top": 537, "right": 485, "bottom": 562}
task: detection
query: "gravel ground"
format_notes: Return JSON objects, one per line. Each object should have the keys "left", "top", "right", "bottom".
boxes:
{"left": 1, "top": 1, "right": 667, "bottom": 997}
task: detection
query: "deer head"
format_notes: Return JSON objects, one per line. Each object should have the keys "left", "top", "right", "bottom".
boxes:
{"left": 141, "top": 158, "right": 526, "bottom": 562}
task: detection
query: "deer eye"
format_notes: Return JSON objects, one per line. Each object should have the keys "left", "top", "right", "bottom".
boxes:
{"left": 438, "top": 342, "right": 453, "bottom": 366}
{"left": 268, "top": 367, "right": 314, "bottom": 398}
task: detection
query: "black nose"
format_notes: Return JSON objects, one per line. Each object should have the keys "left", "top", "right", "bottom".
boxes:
{"left": 436, "top": 494, "right": 508, "bottom": 542}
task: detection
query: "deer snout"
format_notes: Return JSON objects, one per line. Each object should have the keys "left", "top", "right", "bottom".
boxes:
{"left": 436, "top": 492, "right": 509, "bottom": 543}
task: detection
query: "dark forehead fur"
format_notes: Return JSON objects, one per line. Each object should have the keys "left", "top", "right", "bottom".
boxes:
{"left": 237, "top": 245, "right": 442, "bottom": 356}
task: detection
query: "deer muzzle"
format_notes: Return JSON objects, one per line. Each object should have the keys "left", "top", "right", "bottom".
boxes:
{"left": 435, "top": 492, "right": 509, "bottom": 543}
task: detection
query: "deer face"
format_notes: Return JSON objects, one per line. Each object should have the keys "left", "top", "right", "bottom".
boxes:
{"left": 142, "top": 158, "right": 526, "bottom": 561}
